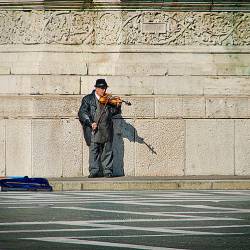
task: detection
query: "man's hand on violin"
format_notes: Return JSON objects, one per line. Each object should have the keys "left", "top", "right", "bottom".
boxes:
{"left": 91, "top": 122, "right": 97, "bottom": 131}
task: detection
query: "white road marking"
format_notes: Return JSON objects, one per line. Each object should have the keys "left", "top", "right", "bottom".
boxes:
{"left": 72, "top": 222, "right": 244, "bottom": 236}
{"left": 208, "top": 191, "right": 250, "bottom": 196}
{"left": 166, "top": 225, "right": 250, "bottom": 229}
{"left": 53, "top": 206, "right": 193, "bottom": 217}
{"left": 52, "top": 206, "right": 241, "bottom": 221}
{"left": 0, "top": 228, "right": 124, "bottom": 234}
{"left": 87, "top": 201, "right": 250, "bottom": 212}
{"left": 4, "top": 206, "right": 250, "bottom": 214}
{"left": 73, "top": 226, "right": 248, "bottom": 238}
{"left": 0, "top": 222, "right": 245, "bottom": 236}
{"left": 178, "top": 204, "right": 250, "bottom": 212}
{"left": 23, "top": 237, "right": 187, "bottom": 250}
{"left": 1, "top": 194, "right": 250, "bottom": 205}
{"left": 0, "top": 217, "right": 243, "bottom": 228}
{"left": 77, "top": 234, "right": 181, "bottom": 238}
{"left": 0, "top": 191, "right": 249, "bottom": 201}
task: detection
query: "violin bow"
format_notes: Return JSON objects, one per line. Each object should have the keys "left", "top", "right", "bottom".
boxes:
{"left": 143, "top": 140, "right": 157, "bottom": 155}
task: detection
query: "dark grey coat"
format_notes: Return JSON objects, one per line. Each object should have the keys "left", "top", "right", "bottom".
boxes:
{"left": 78, "top": 90, "right": 121, "bottom": 146}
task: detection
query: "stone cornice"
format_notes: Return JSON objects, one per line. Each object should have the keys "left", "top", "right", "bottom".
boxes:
{"left": 0, "top": 1, "right": 249, "bottom": 12}
{"left": 0, "top": 45, "right": 249, "bottom": 53}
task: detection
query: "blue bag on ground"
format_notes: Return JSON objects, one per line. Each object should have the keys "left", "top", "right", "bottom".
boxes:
{"left": 0, "top": 176, "right": 53, "bottom": 191}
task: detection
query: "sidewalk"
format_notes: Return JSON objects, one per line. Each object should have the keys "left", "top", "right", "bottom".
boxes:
{"left": 49, "top": 175, "right": 250, "bottom": 191}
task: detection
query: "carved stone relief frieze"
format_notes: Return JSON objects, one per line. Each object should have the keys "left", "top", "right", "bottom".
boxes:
{"left": 0, "top": 11, "right": 95, "bottom": 45}
{"left": 233, "top": 13, "right": 250, "bottom": 46}
{"left": 94, "top": 12, "right": 123, "bottom": 45}
{"left": 133, "top": 12, "right": 187, "bottom": 45}
{"left": 184, "top": 12, "right": 238, "bottom": 46}
{"left": 0, "top": 10, "right": 249, "bottom": 46}
{"left": 42, "top": 11, "right": 95, "bottom": 45}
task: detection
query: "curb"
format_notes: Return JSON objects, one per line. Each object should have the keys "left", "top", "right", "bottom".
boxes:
{"left": 49, "top": 177, "right": 250, "bottom": 191}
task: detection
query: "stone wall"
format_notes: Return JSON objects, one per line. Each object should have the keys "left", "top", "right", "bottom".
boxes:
{"left": 0, "top": 10, "right": 249, "bottom": 177}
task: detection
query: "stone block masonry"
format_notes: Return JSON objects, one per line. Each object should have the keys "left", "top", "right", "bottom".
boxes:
{"left": 0, "top": 9, "right": 249, "bottom": 177}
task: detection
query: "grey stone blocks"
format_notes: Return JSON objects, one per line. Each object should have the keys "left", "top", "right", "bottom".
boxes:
{"left": 235, "top": 120, "right": 250, "bottom": 175}
{"left": 0, "top": 75, "right": 80, "bottom": 94}
{"left": 186, "top": 120, "right": 234, "bottom": 175}
{"left": 1, "top": 117, "right": 250, "bottom": 177}
{"left": 1, "top": 95, "right": 249, "bottom": 119}
{"left": 134, "top": 119, "right": 185, "bottom": 176}
{"left": 0, "top": 120, "right": 5, "bottom": 176}
{"left": 32, "top": 119, "right": 83, "bottom": 178}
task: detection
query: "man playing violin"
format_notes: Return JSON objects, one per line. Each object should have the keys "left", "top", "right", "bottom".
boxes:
{"left": 78, "top": 79, "right": 121, "bottom": 178}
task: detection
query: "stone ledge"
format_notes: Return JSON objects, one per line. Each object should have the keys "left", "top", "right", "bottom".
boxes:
{"left": 49, "top": 176, "right": 250, "bottom": 191}
{"left": 0, "top": 45, "right": 249, "bottom": 53}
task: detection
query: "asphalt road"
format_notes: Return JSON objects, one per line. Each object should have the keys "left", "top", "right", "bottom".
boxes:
{"left": 0, "top": 190, "right": 250, "bottom": 250}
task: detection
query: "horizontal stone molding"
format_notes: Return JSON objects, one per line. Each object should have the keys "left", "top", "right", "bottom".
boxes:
{"left": 0, "top": 45, "right": 249, "bottom": 53}
{"left": 1, "top": 0, "right": 250, "bottom": 12}
{"left": 49, "top": 179, "right": 250, "bottom": 191}
{"left": 0, "top": 1, "right": 249, "bottom": 12}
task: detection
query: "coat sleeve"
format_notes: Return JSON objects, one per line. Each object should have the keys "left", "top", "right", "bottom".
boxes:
{"left": 78, "top": 97, "right": 93, "bottom": 127}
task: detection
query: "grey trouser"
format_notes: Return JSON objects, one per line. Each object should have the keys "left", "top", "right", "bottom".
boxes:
{"left": 89, "top": 141, "right": 113, "bottom": 175}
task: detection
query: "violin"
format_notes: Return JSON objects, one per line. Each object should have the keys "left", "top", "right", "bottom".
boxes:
{"left": 99, "top": 93, "right": 131, "bottom": 106}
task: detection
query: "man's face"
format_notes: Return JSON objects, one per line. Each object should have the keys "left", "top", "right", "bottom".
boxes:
{"left": 95, "top": 87, "right": 106, "bottom": 97}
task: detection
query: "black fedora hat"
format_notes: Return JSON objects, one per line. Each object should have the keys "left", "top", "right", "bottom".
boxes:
{"left": 95, "top": 79, "right": 108, "bottom": 89}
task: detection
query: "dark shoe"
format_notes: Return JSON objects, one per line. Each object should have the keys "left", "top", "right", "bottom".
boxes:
{"left": 104, "top": 173, "right": 113, "bottom": 178}
{"left": 88, "top": 173, "right": 98, "bottom": 178}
